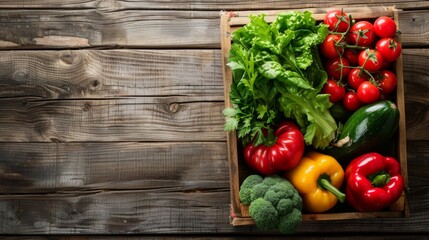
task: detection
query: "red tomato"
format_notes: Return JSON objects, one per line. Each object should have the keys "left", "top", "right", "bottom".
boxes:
{"left": 320, "top": 34, "right": 345, "bottom": 59}
{"left": 347, "top": 68, "right": 370, "bottom": 90}
{"left": 374, "top": 16, "right": 397, "bottom": 38}
{"left": 322, "top": 79, "right": 346, "bottom": 103}
{"left": 347, "top": 21, "right": 376, "bottom": 46}
{"left": 343, "top": 91, "right": 363, "bottom": 111}
{"left": 325, "top": 57, "right": 350, "bottom": 80}
{"left": 357, "top": 81, "right": 380, "bottom": 104}
{"left": 377, "top": 70, "right": 398, "bottom": 94}
{"left": 376, "top": 38, "right": 402, "bottom": 63}
{"left": 324, "top": 9, "right": 350, "bottom": 33}
{"left": 358, "top": 49, "right": 384, "bottom": 72}
{"left": 343, "top": 48, "right": 360, "bottom": 66}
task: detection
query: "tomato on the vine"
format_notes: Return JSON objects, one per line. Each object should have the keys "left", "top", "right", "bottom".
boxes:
{"left": 358, "top": 49, "right": 384, "bottom": 72}
{"left": 324, "top": 9, "right": 350, "bottom": 33}
{"left": 347, "top": 68, "right": 370, "bottom": 90}
{"left": 320, "top": 34, "right": 345, "bottom": 59}
{"left": 347, "top": 21, "right": 376, "bottom": 47}
{"left": 325, "top": 57, "right": 350, "bottom": 80}
{"left": 373, "top": 16, "right": 397, "bottom": 38}
{"left": 343, "top": 91, "right": 363, "bottom": 111}
{"left": 376, "top": 38, "right": 402, "bottom": 63}
{"left": 357, "top": 81, "right": 380, "bottom": 104}
{"left": 377, "top": 70, "right": 398, "bottom": 94}
{"left": 322, "top": 79, "right": 346, "bottom": 103}
{"left": 343, "top": 48, "right": 360, "bottom": 66}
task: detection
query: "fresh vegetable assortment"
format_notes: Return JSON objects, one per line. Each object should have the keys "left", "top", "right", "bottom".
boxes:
{"left": 228, "top": 9, "right": 405, "bottom": 233}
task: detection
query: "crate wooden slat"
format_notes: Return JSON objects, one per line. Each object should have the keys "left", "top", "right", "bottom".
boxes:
{"left": 220, "top": 6, "right": 409, "bottom": 226}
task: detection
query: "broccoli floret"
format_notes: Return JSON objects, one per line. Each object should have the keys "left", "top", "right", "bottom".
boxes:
{"left": 262, "top": 175, "right": 285, "bottom": 186}
{"left": 276, "top": 198, "right": 294, "bottom": 216}
{"left": 278, "top": 208, "right": 302, "bottom": 234}
{"left": 291, "top": 191, "right": 303, "bottom": 211}
{"left": 239, "top": 175, "right": 263, "bottom": 204}
{"left": 239, "top": 175, "right": 303, "bottom": 234}
{"left": 264, "top": 182, "right": 295, "bottom": 207}
{"left": 249, "top": 198, "right": 278, "bottom": 231}
{"left": 250, "top": 183, "right": 269, "bottom": 202}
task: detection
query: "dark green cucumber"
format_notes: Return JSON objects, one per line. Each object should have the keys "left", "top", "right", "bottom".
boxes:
{"left": 329, "top": 102, "right": 352, "bottom": 124}
{"left": 324, "top": 100, "right": 400, "bottom": 164}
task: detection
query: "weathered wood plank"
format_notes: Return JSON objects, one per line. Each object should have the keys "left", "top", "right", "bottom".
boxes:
{"left": 3, "top": 236, "right": 429, "bottom": 240}
{"left": 2, "top": 235, "right": 429, "bottom": 240}
{"left": 407, "top": 140, "right": 429, "bottom": 188}
{"left": 0, "top": 184, "right": 427, "bottom": 234}
{"left": 0, "top": 190, "right": 232, "bottom": 234}
{"left": 0, "top": 0, "right": 427, "bottom": 11}
{"left": 403, "top": 49, "right": 429, "bottom": 141}
{"left": 0, "top": 10, "right": 220, "bottom": 49}
{"left": 0, "top": 98, "right": 225, "bottom": 142}
{"left": 0, "top": 9, "right": 427, "bottom": 49}
{"left": 0, "top": 50, "right": 223, "bottom": 100}
{"left": 0, "top": 142, "right": 229, "bottom": 193}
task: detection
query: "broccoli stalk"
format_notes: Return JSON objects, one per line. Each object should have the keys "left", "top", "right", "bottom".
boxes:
{"left": 239, "top": 174, "right": 303, "bottom": 234}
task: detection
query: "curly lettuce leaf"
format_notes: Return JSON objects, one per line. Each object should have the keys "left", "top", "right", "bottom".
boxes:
{"left": 224, "top": 10, "right": 336, "bottom": 149}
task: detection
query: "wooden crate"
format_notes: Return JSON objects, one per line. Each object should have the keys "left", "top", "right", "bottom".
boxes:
{"left": 220, "top": 6, "right": 409, "bottom": 225}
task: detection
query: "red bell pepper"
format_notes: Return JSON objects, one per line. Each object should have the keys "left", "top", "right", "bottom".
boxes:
{"left": 345, "top": 152, "right": 404, "bottom": 212}
{"left": 243, "top": 121, "right": 305, "bottom": 175}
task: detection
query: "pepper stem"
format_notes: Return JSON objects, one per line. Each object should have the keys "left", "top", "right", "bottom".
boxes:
{"left": 371, "top": 173, "right": 391, "bottom": 187}
{"left": 318, "top": 176, "right": 346, "bottom": 203}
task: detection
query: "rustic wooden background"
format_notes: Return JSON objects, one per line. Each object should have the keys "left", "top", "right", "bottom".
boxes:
{"left": 0, "top": 0, "right": 428, "bottom": 238}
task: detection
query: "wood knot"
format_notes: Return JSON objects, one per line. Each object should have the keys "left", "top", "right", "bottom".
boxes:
{"left": 83, "top": 103, "right": 92, "bottom": 112}
{"left": 169, "top": 103, "right": 179, "bottom": 113}
{"left": 12, "top": 70, "right": 28, "bottom": 82}
{"left": 95, "top": 0, "right": 121, "bottom": 12}
{"left": 60, "top": 52, "right": 76, "bottom": 65}
{"left": 90, "top": 79, "right": 102, "bottom": 91}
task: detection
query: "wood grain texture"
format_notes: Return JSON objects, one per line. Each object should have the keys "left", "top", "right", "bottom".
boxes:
{"left": 2, "top": 236, "right": 429, "bottom": 240}
{"left": 0, "top": 50, "right": 223, "bottom": 99}
{"left": 0, "top": 98, "right": 225, "bottom": 142}
{"left": 0, "top": 10, "right": 220, "bottom": 49}
{"left": 0, "top": 9, "right": 427, "bottom": 49}
{"left": 403, "top": 49, "right": 429, "bottom": 141}
{"left": 0, "top": 142, "right": 229, "bottom": 193}
{"left": 0, "top": 183, "right": 427, "bottom": 234}
{"left": 0, "top": 190, "right": 232, "bottom": 234}
{"left": 0, "top": 0, "right": 428, "bottom": 10}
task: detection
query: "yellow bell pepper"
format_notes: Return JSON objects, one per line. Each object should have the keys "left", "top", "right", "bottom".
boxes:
{"left": 286, "top": 151, "right": 345, "bottom": 213}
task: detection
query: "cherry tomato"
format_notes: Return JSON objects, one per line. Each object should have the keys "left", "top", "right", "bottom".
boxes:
{"left": 322, "top": 79, "right": 346, "bottom": 103}
{"left": 343, "top": 91, "right": 363, "bottom": 111}
{"left": 343, "top": 48, "right": 360, "bottom": 66}
{"left": 358, "top": 49, "right": 384, "bottom": 72}
{"left": 325, "top": 57, "right": 350, "bottom": 80}
{"left": 377, "top": 70, "right": 398, "bottom": 94}
{"left": 324, "top": 9, "right": 350, "bottom": 33}
{"left": 320, "top": 34, "right": 345, "bottom": 59}
{"left": 374, "top": 16, "right": 397, "bottom": 38}
{"left": 347, "top": 21, "right": 376, "bottom": 46}
{"left": 347, "top": 68, "right": 370, "bottom": 90}
{"left": 376, "top": 38, "right": 402, "bottom": 63}
{"left": 357, "top": 81, "right": 380, "bottom": 104}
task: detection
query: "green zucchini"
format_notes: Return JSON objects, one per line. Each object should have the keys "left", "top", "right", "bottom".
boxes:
{"left": 324, "top": 100, "right": 400, "bottom": 164}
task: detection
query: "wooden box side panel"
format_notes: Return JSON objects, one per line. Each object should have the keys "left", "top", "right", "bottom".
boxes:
{"left": 220, "top": 7, "right": 409, "bottom": 224}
